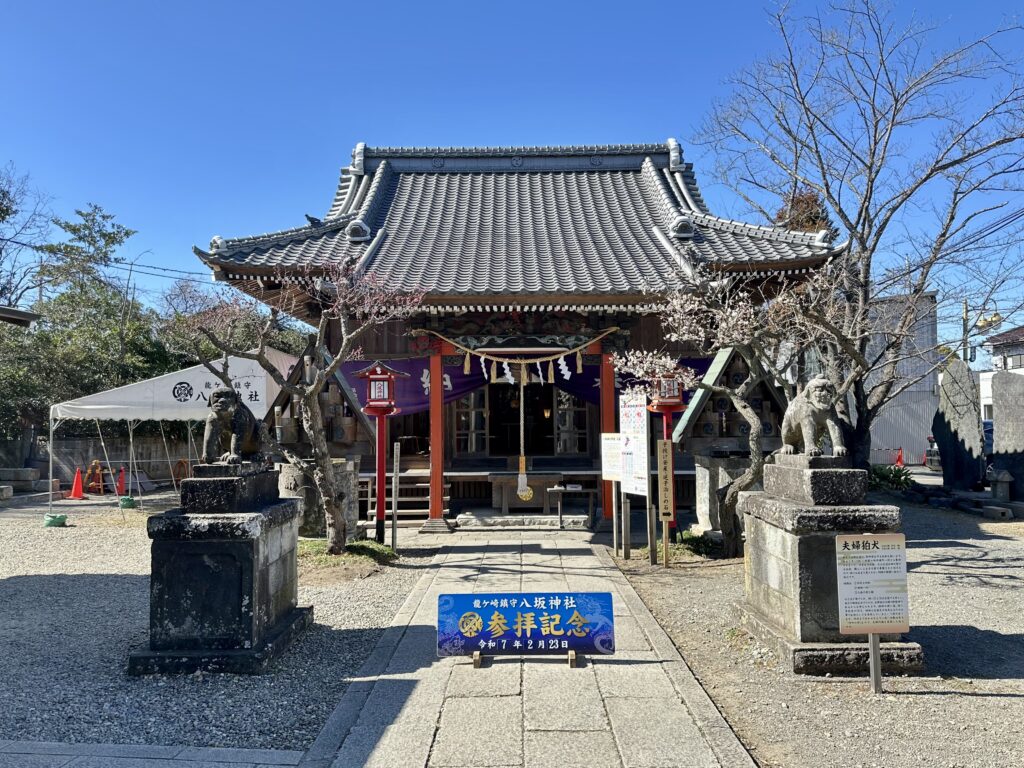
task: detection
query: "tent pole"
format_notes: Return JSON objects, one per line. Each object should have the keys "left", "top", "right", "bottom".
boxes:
{"left": 47, "top": 414, "right": 57, "bottom": 517}
{"left": 159, "top": 421, "right": 178, "bottom": 496}
{"left": 95, "top": 420, "right": 115, "bottom": 503}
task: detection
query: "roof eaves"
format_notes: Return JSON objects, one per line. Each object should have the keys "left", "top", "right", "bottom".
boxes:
{"left": 205, "top": 215, "right": 355, "bottom": 259}
{"left": 689, "top": 211, "right": 832, "bottom": 251}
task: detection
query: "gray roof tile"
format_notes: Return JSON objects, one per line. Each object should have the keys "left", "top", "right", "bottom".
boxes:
{"left": 197, "top": 140, "right": 834, "bottom": 297}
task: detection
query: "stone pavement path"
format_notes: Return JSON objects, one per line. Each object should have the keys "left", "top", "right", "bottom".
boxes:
{"left": 301, "top": 531, "right": 755, "bottom": 768}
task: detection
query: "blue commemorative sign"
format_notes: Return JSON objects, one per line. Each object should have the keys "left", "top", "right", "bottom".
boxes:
{"left": 437, "top": 592, "right": 615, "bottom": 657}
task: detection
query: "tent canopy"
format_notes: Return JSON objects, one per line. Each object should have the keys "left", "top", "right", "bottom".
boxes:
{"left": 50, "top": 348, "right": 297, "bottom": 422}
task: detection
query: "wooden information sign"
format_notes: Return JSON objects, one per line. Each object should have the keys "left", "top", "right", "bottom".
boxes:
{"left": 657, "top": 440, "right": 674, "bottom": 521}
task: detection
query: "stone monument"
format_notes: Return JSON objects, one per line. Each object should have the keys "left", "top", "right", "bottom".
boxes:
{"left": 693, "top": 454, "right": 748, "bottom": 538}
{"left": 277, "top": 457, "right": 361, "bottom": 539}
{"left": 737, "top": 381, "right": 924, "bottom": 675}
{"left": 128, "top": 395, "right": 312, "bottom": 675}
{"left": 931, "top": 358, "right": 985, "bottom": 491}
{"left": 991, "top": 371, "right": 1024, "bottom": 501}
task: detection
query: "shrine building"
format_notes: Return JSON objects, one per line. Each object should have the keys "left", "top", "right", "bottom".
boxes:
{"left": 195, "top": 139, "right": 835, "bottom": 533}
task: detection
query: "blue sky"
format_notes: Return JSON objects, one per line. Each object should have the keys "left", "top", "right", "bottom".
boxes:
{"left": 2, "top": 0, "right": 1019, "bottom": 307}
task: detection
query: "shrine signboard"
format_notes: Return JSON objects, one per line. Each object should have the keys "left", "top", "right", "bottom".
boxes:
{"left": 600, "top": 433, "right": 623, "bottom": 482}
{"left": 619, "top": 389, "right": 649, "bottom": 496}
{"left": 437, "top": 592, "right": 615, "bottom": 656}
{"left": 835, "top": 533, "right": 910, "bottom": 634}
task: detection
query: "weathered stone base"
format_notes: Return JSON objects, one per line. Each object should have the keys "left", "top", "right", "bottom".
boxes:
{"left": 455, "top": 510, "right": 589, "bottom": 529}
{"left": 688, "top": 523, "right": 723, "bottom": 542}
{"left": 418, "top": 517, "right": 454, "bottom": 534}
{"left": 128, "top": 606, "right": 313, "bottom": 675}
{"left": 738, "top": 602, "right": 924, "bottom": 676}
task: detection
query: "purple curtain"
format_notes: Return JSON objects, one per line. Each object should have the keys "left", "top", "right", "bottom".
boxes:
{"left": 337, "top": 359, "right": 487, "bottom": 416}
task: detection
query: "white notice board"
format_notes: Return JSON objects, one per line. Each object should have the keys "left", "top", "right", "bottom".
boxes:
{"left": 836, "top": 533, "right": 910, "bottom": 634}
{"left": 601, "top": 433, "right": 623, "bottom": 482}
{"left": 619, "top": 389, "right": 649, "bottom": 496}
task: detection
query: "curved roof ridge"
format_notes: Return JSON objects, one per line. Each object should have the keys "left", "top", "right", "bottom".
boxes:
{"left": 639, "top": 157, "right": 691, "bottom": 238}
{"left": 363, "top": 142, "right": 669, "bottom": 159}
{"left": 346, "top": 160, "right": 394, "bottom": 242}
{"left": 325, "top": 167, "right": 357, "bottom": 219}
{"left": 688, "top": 210, "right": 832, "bottom": 249}
{"left": 208, "top": 215, "right": 354, "bottom": 256}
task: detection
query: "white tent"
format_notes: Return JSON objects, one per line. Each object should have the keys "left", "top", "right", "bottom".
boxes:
{"left": 47, "top": 349, "right": 297, "bottom": 512}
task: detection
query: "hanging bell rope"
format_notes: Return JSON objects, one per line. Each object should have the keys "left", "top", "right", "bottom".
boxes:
{"left": 517, "top": 364, "right": 533, "bottom": 501}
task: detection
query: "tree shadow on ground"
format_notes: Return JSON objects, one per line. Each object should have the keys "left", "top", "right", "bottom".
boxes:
{"left": 0, "top": 572, "right": 434, "bottom": 751}
{"left": 909, "top": 624, "right": 1024, "bottom": 680}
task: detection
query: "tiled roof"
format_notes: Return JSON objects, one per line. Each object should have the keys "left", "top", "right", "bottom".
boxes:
{"left": 985, "top": 325, "right": 1024, "bottom": 347}
{"left": 196, "top": 139, "right": 835, "bottom": 300}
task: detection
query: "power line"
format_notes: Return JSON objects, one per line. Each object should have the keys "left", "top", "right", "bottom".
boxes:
{"left": 103, "top": 263, "right": 211, "bottom": 286}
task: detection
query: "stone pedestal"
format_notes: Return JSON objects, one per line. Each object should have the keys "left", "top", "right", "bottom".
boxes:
{"left": 693, "top": 454, "right": 749, "bottom": 536}
{"left": 128, "top": 464, "right": 312, "bottom": 675}
{"left": 738, "top": 454, "right": 924, "bottom": 675}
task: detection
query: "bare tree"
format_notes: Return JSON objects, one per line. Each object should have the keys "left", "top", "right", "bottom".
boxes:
{"left": 0, "top": 163, "right": 52, "bottom": 307}
{"left": 699, "top": 0, "right": 1024, "bottom": 466}
{"left": 616, "top": 272, "right": 820, "bottom": 556}
{"left": 175, "top": 264, "right": 422, "bottom": 554}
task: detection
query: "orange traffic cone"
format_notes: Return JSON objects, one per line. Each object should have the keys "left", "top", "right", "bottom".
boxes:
{"left": 68, "top": 467, "right": 86, "bottom": 500}
{"left": 895, "top": 448, "right": 904, "bottom": 467}
{"left": 115, "top": 466, "right": 126, "bottom": 496}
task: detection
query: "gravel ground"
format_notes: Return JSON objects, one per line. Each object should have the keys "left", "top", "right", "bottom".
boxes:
{"left": 0, "top": 507, "right": 438, "bottom": 751}
{"left": 618, "top": 502, "right": 1024, "bottom": 768}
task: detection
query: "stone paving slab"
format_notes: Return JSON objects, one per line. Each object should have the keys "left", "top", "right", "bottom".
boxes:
{"left": 524, "top": 730, "right": 621, "bottom": 768}
{"left": 429, "top": 697, "right": 523, "bottom": 767}
{"left": 605, "top": 698, "right": 720, "bottom": 768}
{"left": 447, "top": 658, "right": 522, "bottom": 697}
{"left": 522, "top": 661, "right": 608, "bottom": 732}
{"left": 593, "top": 652, "right": 680, "bottom": 699}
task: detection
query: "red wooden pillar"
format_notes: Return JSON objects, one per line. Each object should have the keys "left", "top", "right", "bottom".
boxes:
{"left": 428, "top": 347, "right": 444, "bottom": 520}
{"left": 600, "top": 353, "right": 616, "bottom": 519}
{"left": 374, "top": 414, "right": 387, "bottom": 542}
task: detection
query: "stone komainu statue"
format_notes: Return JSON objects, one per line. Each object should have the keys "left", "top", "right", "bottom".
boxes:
{"left": 202, "top": 387, "right": 263, "bottom": 464}
{"left": 779, "top": 377, "right": 848, "bottom": 457}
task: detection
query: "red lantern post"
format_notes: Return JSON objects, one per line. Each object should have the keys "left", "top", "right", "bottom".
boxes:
{"left": 354, "top": 362, "right": 409, "bottom": 543}
{"left": 648, "top": 375, "right": 685, "bottom": 543}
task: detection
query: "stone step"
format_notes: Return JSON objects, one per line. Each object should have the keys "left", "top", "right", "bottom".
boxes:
{"left": 1000, "top": 500, "right": 1024, "bottom": 516}
{"left": 0, "top": 468, "right": 40, "bottom": 482}
{"left": 0, "top": 490, "right": 68, "bottom": 507}
{"left": 455, "top": 510, "right": 589, "bottom": 529}
{"left": 982, "top": 505, "right": 1014, "bottom": 520}
{"left": 6, "top": 479, "right": 60, "bottom": 493}
{"left": 0, "top": 485, "right": 12, "bottom": 500}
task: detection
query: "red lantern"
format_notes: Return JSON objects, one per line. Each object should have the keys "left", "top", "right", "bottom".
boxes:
{"left": 648, "top": 374, "right": 684, "bottom": 413}
{"left": 354, "top": 361, "right": 408, "bottom": 416}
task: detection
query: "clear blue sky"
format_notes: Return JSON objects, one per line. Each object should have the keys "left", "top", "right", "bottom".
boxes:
{"left": 1, "top": 0, "right": 1017, "bottom": 305}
